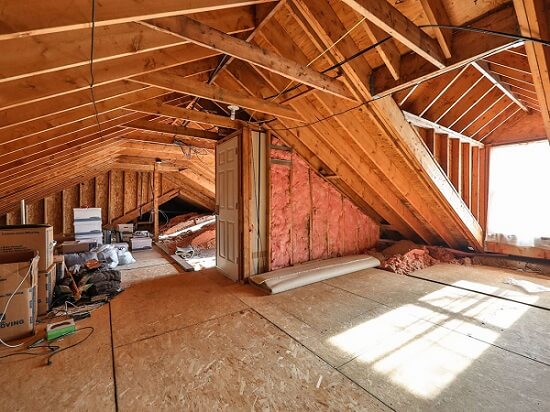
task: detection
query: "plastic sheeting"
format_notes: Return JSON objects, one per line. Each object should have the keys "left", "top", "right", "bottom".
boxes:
{"left": 250, "top": 254, "right": 380, "bottom": 294}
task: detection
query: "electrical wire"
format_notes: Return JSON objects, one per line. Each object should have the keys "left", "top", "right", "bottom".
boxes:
{"left": 258, "top": 25, "right": 550, "bottom": 132}
{"left": 46, "top": 327, "right": 95, "bottom": 365}
{"left": 0, "top": 260, "right": 36, "bottom": 348}
{"left": 89, "top": 0, "right": 102, "bottom": 133}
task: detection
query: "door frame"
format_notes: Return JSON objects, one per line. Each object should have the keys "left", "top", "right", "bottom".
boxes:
{"left": 215, "top": 128, "right": 244, "bottom": 281}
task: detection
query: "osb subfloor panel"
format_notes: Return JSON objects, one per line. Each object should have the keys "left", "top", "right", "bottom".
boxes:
{"left": 412, "top": 263, "right": 550, "bottom": 310}
{"left": 3, "top": 256, "right": 550, "bottom": 411}
{"left": 0, "top": 304, "right": 116, "bottom": 411}
{"left": 118, "top": 247, "right": 181, "bottom": 287}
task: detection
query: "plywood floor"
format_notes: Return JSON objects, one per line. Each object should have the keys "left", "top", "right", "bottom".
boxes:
{"left": 1, "top": 252, "right": 549, "bottom": 411}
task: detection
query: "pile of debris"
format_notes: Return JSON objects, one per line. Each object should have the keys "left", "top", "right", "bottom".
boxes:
{"left": 159, "top": 214, "right": 215, "bottom": 255}
{"left": 52, "top": 244, "right": 135, "bottom": 308}
{"left": 375, "top": 240, "right": 472, "bottom": 276}
{"left": 157, "top": 213, "right": 216, "bottom": 271}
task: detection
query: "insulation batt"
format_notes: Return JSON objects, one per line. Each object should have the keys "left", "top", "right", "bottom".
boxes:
{"left": 269, "top": 141, "right": 379, "bottom": 270}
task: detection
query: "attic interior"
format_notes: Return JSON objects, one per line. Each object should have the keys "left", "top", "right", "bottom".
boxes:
{"left": 0, "top": 0, "right": 549, "bottom": 410}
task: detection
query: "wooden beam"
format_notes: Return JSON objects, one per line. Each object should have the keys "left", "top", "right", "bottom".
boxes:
{"left": 340, "top": 0, "right": 446, "bottom": 68}
{"left": 361, "top": 21, "right": 401, "bottom": 80}
{"left": 0, "top": 0, "right": 276, "bottom": 40}
{"left": 124, "top": 119, "right": 221, "bottom": 140}
{"left": 141, "top": 16, "right": 355, "bottom": 101}
{"left": 110, "top": 189, "right": 179, "bottom": 225}
{"left": 0, "top": 44, "right": 219, "bottom": 111}
{"left": 419, "top": 0, "right": 453, "bottom": 59}
{"left": 513, "top": 0, "right": 550, "bottom": 140}
{"left": 404, "top": 111, "right": 484, "bottom": 147}
{"left": 133, "top": 72, "right": 303, "bottom": 121}
{"left": 471, "top": 61, "right": 530, "bottom": 112}
{"left": 123, "top": 130, "right": 217, "bottom": 150}
{"left": 153, "top": 163, "right": 160, "bottom": 240}
{"left": 449, "top": 138, "right": 462, "bottom": 193}
{"left": 371, "top": 6, "right": 520, "bottom": 96}
{"left": 461, "top": 143, "right": 471, "bottom": 208}
{"left": 438, "top": 133, "right": 450, "bottom": 175}
{"left": 129, "top": 99, "right": 246, "bottom": 129}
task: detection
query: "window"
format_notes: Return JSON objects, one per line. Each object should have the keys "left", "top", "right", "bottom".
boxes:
{"left": 486, "top": 140, "right": 550, "bottom": 249}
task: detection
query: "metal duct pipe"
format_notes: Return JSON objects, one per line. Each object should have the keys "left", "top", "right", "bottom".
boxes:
{"left": 20, "top": 199, "right": 26, "bottom": 224}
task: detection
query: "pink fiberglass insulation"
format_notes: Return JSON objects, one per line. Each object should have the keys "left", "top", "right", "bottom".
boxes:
{"left": 270, "top": 163, "right": 292, "bottom": 270}
{"left": 327, "top": 185, "right": 344, "bottom": 258}
{"left": 269, "top": 147, "right": 379, "bottom": 270}
{"left": 310, "top": 172, "right": 328, "bottom": 260}
{"left": 291, "top": 154, "right": 311, "bottom": 265}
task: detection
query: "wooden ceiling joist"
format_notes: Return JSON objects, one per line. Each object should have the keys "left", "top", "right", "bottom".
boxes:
{"left": 0, "top": 0, "right": 277, "bottom": 40}
{"left": 141, "top": 15, "right": 356, "bottom": 101}
{"left": 0, "top": 87, "right": 166, "bottom": 145}
{"left": 419, "top": 0, "right": 453, "bottom": 59}
{"left": 370, "top": 5, "right": 520, "bottom": 97}
{"left": 0, "top": 9, "right": 256, "bottom": 84}
{"left": 361, "top": 21, "right": 401, "bottom": 80}
{"left": 124, "top": 119, "right": 221, "bottom": 140}
{"left": 129, "top": 99, "right": 246, "bottom": 129}
{"left": 340, "top": 0, "right": 446, "bottom": 68}
{"left": 471, "top": 61, "right": 530, "bottom": 112}
{"left": 0, "top": 81, "right": 145, "bottom": 130}
{"left": 123, "top": 129, "right": 217, "bottom": 150}
{"left": 512, "top": 0, "right": 550, "bottom": 141}
{"left": 133, "top": 71, "right": 303, "bottom": 121}
{"left": 0, "top": 44, "right": 219, "bottom": 111}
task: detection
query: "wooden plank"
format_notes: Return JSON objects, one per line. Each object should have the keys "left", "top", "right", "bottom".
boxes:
{"left": 124, "top": 119, "right": 221, "bottom": 140}
{"left": 370, "top": 6, "right": 519, "bottom": 96}
{"left": 404, "top": 111, "right": 484, "bottom": 147}
{"left": 419, "top": 0, "right": 453, "bottom": 59}
{"left": 0, "top": 44, "right": 219, "bottom": 111}
{"left": 461, "top": 142, "right": 471, "bottom": 208}
{"left": 153, "top": 164, "right": 160, "bottom": 240}
{"left": 485, "top": 241, "right": 550, "bottom": 260}
{"left": 361, "top": 21, "right": 400, "bottom": 80}
{"left": 471, "top": 146, "right": 480, "bottom": 219}
{"left": 471, "top": 61, "right": 530, "bottom": 112}
{"left": 450, "top": 138, "right": 462, "bottom": 193}
{"left": 129, "top": 99, "right": 245, "bottom": 129}
{"left": 0, "top": 0, "right": 275, "bottom": 40}
{"left": 133, "top": 72, "right": 304, "bottom": 121}
{"left": 142, "top": 16, "right": 355, "bottom": 101}
{"left": 438, "top": 133, "right": 450, "bottom": 176}
{"left": 340, "top": 0, "right": 445, "bottom": 68}
{"left": 512, "top": 0, "right": 550, "bottom": 141}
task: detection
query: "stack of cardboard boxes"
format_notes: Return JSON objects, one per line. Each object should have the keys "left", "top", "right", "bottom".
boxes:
{"left": 0, "top": 225, "right": 55, "bottom": 342}
{"left": 74, "top": 208, "right": 102, "bottom": 245}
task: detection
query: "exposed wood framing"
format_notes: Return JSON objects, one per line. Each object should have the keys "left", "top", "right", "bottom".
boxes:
{"left": 141, "top": 16, "right": 355, "bottom": 100}
{"left": 340, "top": 0, "right": 446, "bottom": 68}
{"left": 513, "top": 0, "right": 550, "bottom": 140}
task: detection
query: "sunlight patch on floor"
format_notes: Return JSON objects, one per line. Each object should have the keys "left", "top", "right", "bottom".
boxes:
{"left": 330, "top": 281, "right": 536, "bottom": 399}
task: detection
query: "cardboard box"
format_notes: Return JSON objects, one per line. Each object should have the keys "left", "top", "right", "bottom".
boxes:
{"left": 59, "top": 240, "right": 97, "bottom": 254}
{"left": 74, "top": 220, "right": 102, "bottom": 235}
{"left": 0, "top": 225, "right": 54, "bottom": 272}
{"left": 131, "top": 237, "right": 152, "bottom": 251}
{"left": 0, "top": 251, "right": 38, "bottom": 342}
{"left": 37, "top": 263, "right": 56, "bottom": 316}
{"left": 74, "top": 234, "right": 103, "bottom": 245}
{"left": 117, "top": 224, "right": 134, "bottom": 233}
{"left": 73, "top": 208, "right": 102, "bottom": 221}
{"left": 53, "top": 255, "right": 66, "bottom": 282}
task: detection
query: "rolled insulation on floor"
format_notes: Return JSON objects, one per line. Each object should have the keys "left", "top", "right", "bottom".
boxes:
{"left": 250, "top": 255, "right": 380, "bottom": 294}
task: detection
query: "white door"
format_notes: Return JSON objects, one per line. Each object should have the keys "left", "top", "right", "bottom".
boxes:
{"left": 216, "top": 135, "right": 240, "bottom": 280}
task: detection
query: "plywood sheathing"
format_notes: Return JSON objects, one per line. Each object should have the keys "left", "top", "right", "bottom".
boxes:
{"left": 0, "top": 169, "right": 183, "bottom": 234}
